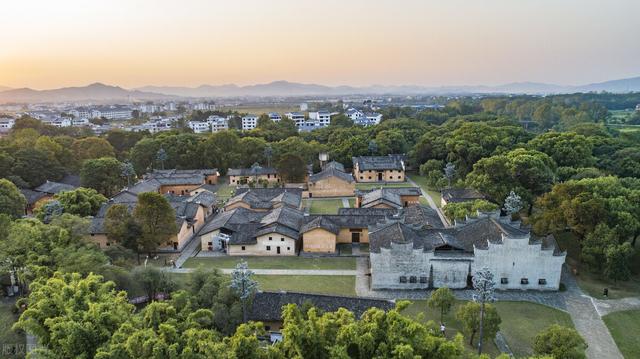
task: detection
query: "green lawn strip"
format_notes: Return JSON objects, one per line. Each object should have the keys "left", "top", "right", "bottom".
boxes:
{"left": 0, "top": 301, "right": 26, "bottom": 353}
{"left": 347, "top": 198, "right": 355, "bottom": 208}
{"left": 254, "top": 275, "right": 356, "bottom": 296}
{"left": 603, "top": 310, "right": 640, "bottom": 359}
{"left": 493, "top": 301, "right": 575, "bottom": 358}
{"left": 182, "top": 256, "right": 356, "bottom": 270}
{"left": 355, "top": 183, "right": 413, "bottom": 190}
{"left": 556, "top": 231, "right": 640, "bottom": 299}
{"left": 168, "top": 273, "right": 356, "bottom": 297}
{"left": 308, "top": 199, "right": 343, "bottom": 214}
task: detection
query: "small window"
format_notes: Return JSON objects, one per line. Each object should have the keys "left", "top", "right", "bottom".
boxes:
{"left": 267, "top": 246, "right": 271, "bottom": 251}
{"left": 360, "top": 176, "right": 363, "bottom": 180}
{"left": 399, "top": 276, "right": 407, "bottom": 283}
{"left": 409, "top": 276, "right": 417, "bottom": 283}
{"left": 501, "top": 277, "right": 508, "bottom": 284}
{"left": 287, "top": 247, "right": 290, "bottom": 250}
{"left": 521, "top": 278, "right": 529, "bottom": 285}
{"left": 242, "top": 246, "right": 246, "bottom": 250}
{"left": 269, "top": 237, "right": 272, "bottom": 241}
{"left": 106, "top": 242, "right": 111, "bottom": 246}
{"left": 538, "top": 279, "right": 547, "bottom": 285}
{"left": 281, "top": 238, "right": 285, "bottom": 242}
{"left": 207, "top": 242, "right": 212, "bottom": 245}
{"left": 419, "top": 276, "right": 428, "bottom": 283}
{"left": 368, "top": 177, "right": 371, "bottom": 180}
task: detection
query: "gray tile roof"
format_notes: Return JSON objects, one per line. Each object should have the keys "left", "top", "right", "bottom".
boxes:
{"left": 249, "top": 291, "right": 395, "bottom": 322}
{"left": 358, "top": 187, "right": 421, "bottom": 209}
{"left": 369, "top": 213, "right": 561, "bottom": 255}
{"left": 228, "top": 163, "right": 278, "bottom": 176}
{"left": 352, "top": 155, "right": 405, "bottom": 171}
{"left": 441, "top": 188, "right": 485, "bottom": 203}
{"left": 309, "top": 167, "right": 354, "bottom": 184}
{"left": 20, "top": 188, "right": 48, "bottom": 205}
{"left": 34, "top": 180, "right": 77, "bottom": 195}
{"left": 227, "top": 188, "right": 302, "bottom": 210}
{"left": 300, "top": 216, "right": 340, "bottom": 234}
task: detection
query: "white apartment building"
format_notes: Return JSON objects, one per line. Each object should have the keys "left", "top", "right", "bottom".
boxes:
{"left": 268, "top": 112, "right": 282, "bottom": 122}
{"left": 0, "top": 118, "right": 15, "bottom": 131}
{"left": 139, "top": 104, "right": 160, "bottom": 113}
{"left": 285, "top": 112, "right": 306, "bottom": 127}
{"left": 88, "top": 106, "right": 133, "bottom": 120}
{"left": 188, "top": 121, "right": 211, "bottom": 134}
{"left": 72, "top": 118, "right": 90, "bottom": 126}
{"left": 192, "top": 103, "right": 216, "bottom": 111}
{"left": 43, "top": 118, "right": 72, "bottom": 127}
{"left": 242, "top": 115, "right": 259, "bottom": 130}
{"left": 208, "top": 115, "right": 229, "bottom": 132}
{"left": 308, "top": 111, "right": 331, "bottom": 126}
{"left": 345, "top": 108, "right": 365, "bottom": 121}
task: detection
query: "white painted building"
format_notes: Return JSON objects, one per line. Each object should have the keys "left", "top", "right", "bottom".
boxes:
{"left": 192, "top": 103, "right": 216, "bottom": 111}
{"left": 345, "top": 108, "right": 365, "bottom": 121}
{"left": 188, "top": 121, "right": 211, "bottom": 133}
{"left": 308, "top": 111, "right": 331, "bottom": 126}
{"left": 43, "top": 118, "right": 72, "bottom": 127}
{"left": 268, "top": 112, "right": 282, "bottom": 122}
{"left": 285, "top": 112, "right": 306, "bottom": 127}
{"left": 369, "top": 211, "right": 566, "bottom": 291}
{"left": 0, "top": 118, "right": 15, "bottom": 132}
{"left": 208, "top": 115, "right": 229, "bottom": 132}
{"left": 242, "top": 115, "right": 259, "bottom": 130}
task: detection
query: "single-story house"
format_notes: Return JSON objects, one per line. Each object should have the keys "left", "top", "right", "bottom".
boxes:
{"left": 132, "top": 168, "right": 219, "bottom": 196}
{"left": 352, "top": 155, "right": 405, "bottom": 183}
{"left": 224, "top": 188, "right": 302, "bottom": 212}
{"left": 228, "top": 163, "right": 280, "bottom": 185}
{"left": 355, "top": 187, "right": 421, "bottom": 209}
{"left": 307, "top": 161, "right": 355, "bottom": 198}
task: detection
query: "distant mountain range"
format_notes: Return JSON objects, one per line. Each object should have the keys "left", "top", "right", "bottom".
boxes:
{"left": 0, "top": 83, "right": 175, "bottom": 103}
{"left": 1, "top": 76, "right": 640, "bottom": 103}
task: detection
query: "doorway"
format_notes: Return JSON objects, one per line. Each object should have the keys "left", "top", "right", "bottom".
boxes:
{"left": 351, "top": 232, "right": 361, "bottom": 243}
{"left": 378, "top": 172, "right": 383, "bottom": 181}
{"left": 277, "top": 246, "right": 281, "bottom": 254}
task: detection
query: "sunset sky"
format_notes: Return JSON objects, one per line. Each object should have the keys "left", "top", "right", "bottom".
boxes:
{"left": 1, "top": 0, "right": 639, "bottom": 89}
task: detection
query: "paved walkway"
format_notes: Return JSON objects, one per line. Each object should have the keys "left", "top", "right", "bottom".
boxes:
{"left": 341, "top": 198, "right": 350, "bottom": 207}
{"left": 167, "top": 267, "right": 358, "bottom": 276}
{"left": 174, "top": 234, "right": 202, "bottom": 268}
{"left": 593, "top": 296, "right": 640, "bottom": 317}
{"left": 406, "top": 177, "right": 450, "bottom": 227}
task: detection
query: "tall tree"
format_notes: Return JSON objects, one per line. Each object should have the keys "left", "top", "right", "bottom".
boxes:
{"left": 133, "top": 192, "right": 176, "bottom": 255}
{"left": 0, "top": 179, "right": 26, "bottom": 218}
{"left": 604, "top": 243, "right": 634, "bottom": 283}
{"left": 276, "top": 154, "right": 306, "bottom": 183}
{"left": 80, "top": 157, "right": 125, "bottom": 197}
{"left": 54, "top": 187, "right": 107, "bottom": 217}
{"left": 229, "top": 260, "right": 258, "bottom": 323}
{"left": 427, "top": 287, "right": 456, "bottom": 323}
{"left": 104, "top": 204, "right": 142, "bottom": 261}
{"left": 472, "top": 267, "right": 497, "bottom": 354}
{"left": 71, "top": 137, "right": 116, "bottom": 166}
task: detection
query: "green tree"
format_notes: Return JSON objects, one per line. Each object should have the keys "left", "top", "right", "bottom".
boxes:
{"left": 529, "top": 132, "right": 595, "bottom": 168}
{"left": 276, "top": 153, "right": 306, "bottom": 183}
{"left": 133, "top": 192, "right": 176, "bottom": 255}
{"left": 12, "top": 148, "right": 64, "bottom": 187}
{"left": 71, "top": 137, "right": 116, "bottom": 165}
{"left": 54, "top": 187, "right": 107, "bottom": 217}
{"left": 133, "top": 266, "right": 177, "bottom": 300}
{"left": 443, "top": 199, "right": 499, "bottom": 222}
{"left": 14, "top": 272, "right": 134, "bottom": 359}
{"left": 104, "top": 204, "right": 142, "bottom": 261}
{"left": 455, "top": 301, "right": 501, "bottom": 347}
{"left": 604, "top": 243, "right": 634, "bottom": 283}
{"left": 581, "top": 224, "right": 619, "bottom": 273}
{"left": 0, "top": 178, "right": 26, "bottom": 218}
{"left": 533, "top": 324, "right": 586, "bottom": 359}
{"left": 80, "top": 157, "right": 126, "bottom": 197}
{"left": 427, "top": 287, "right": 456, "bottom": 323}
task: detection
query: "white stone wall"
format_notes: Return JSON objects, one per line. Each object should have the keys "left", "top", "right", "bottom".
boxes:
{"left": 371, "top": 242, "right": 431, "bottom": 290}
{"left": 473, "top": 234, "right": 565, "bottom": 291}
{"left": 431, "top": 259, "right": 470, "bottom": 289}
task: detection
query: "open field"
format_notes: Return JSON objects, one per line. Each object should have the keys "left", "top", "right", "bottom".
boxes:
{"left": 0, "top": 301, "right": 26, "bottom": 356}
{"left": 403, "top": 300, "right": 575, "bottom": 358}
{"left": 306, "top": 199, "right": 344, "bottom": 214}
{"left": 215, "top": 177, "right": 236, "bottom": 200}
{"left": 555, "top": 231, "right": 640, "bottom": 299}
{"left": 183, "top": 256, "right": 356, "bottom": 270}
{"left": 603, "top": 310, "right": 640, "bottom": 359}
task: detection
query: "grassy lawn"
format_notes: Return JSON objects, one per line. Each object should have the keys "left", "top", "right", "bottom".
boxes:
{"left": 493, "top": 301, "right": 575, "bottom": 358}
{"left": 603, "top": 310, "right": 640, "bottom": 359}
{"left": 168, "top": 272, "right": 355, "bottom": 296}
{"left": 0, "top": 301, "right": 25, "bottom": 356}
{"left": 183, "top": 256, "right": 356, "bottom": 270}
{"left": 556, "top": 231, "right": 640, "bottom": 299}
{"left": 307, "top": 199, "right": 344, "bottom": 214}
{"left": 403, "top": 300, "right": 574, "bottom": 358}
{"left": 215, "top": 177, "right": 236, "bottom": 200}
{"left": 348, "top": 198, "right": 355, "bottom": 208}
{"left": 254, "top": 275, "right": 356, "bottom": 296}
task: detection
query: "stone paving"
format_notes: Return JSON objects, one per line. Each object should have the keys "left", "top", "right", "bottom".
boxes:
{"left": 593, "top": 296, "right": 640, "bottom": 317}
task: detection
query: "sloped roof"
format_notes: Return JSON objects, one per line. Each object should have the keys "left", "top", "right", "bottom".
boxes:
{"left": 309, "top": 167, "right": 354, "bottom": 184}
{"left": 228, "top": 163, "right": 278, "bottom": 176}
{"left": 227, "top": 188, "right": 302, "bottom": 210}
{"left": 300, "top": 216, "right": 340, "bottom": 235}
{"left": 352, "top": 155, "right": 404, "bottom": 171}
{"left": 34, "top": 180, "right": 77, "bottom": 195}
{"left": 249, "top": 291, "right": 395, "bottom": 322}
{"left": 441, "top": 188, "right": 485, "bottom": 203}
{"left": 20, "top": 188, "right": 47, "bottom": 205}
